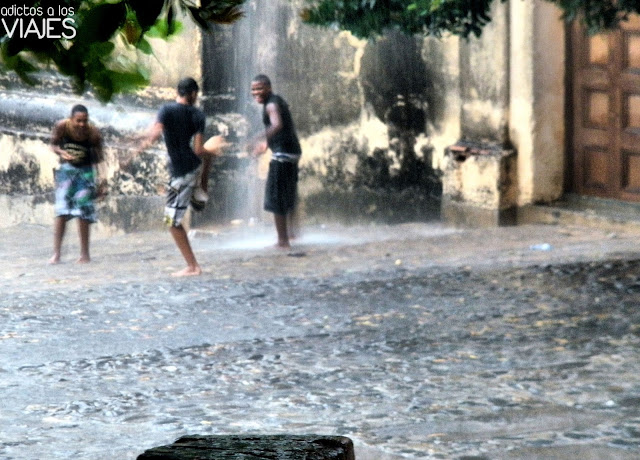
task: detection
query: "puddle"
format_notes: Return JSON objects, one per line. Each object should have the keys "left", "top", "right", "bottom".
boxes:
{"left": 189, "top": 222, "right": 459, "bottom": 252}
{"left": 495, "top": 445, "right": 638, "bottom": 460}
{"left": 190, "top": 227, "right": 350, "bottom": 251}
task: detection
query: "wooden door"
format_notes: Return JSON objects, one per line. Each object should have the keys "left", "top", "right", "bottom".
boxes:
{"left": 571, "top": 16, "right": 640, "bottom": 201}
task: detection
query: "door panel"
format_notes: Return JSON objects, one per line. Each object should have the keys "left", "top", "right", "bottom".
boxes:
{"left": 571, "top": 17, "right": 640, "bottom": 201}
{"left": 583, "top": 148, "right": 610, "bottom": 190}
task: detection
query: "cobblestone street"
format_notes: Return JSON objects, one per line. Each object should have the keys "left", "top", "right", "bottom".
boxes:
{"left": 1, "top": 221, "right": 639, "bottom": 459}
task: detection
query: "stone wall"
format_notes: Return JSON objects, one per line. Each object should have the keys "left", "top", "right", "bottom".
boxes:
{"left": 0, "top": 0, "right": 568, "bottom": 231}
{"left": 203, "top": 0, "right": 452, "bottom": 224}
{"left": 0, "top": 75, "right": 162, "bottom": 232}
{"left": 440, "top": 0, "right": 566, "bottom": 226}
{"left": 509, "top": 0, "right": 566, "bottom": 205}
{"left": 203, "top": 0, "right": 566, "bottom": 227}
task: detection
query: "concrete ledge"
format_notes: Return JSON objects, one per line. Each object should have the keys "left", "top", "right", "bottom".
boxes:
{"left": 518, "top": 205, "right": 640, "bottom": 232}
{"left": 442, "top": 197, "right": 517, "bottom": 228}
{"left": 137, "top": 435, "right": 355, "bottom": 460}
{"left": 0, "top": 194, "right": 165, "bottom": 234}
{"left": 99, "top": 196, "right": 166, "bottom": 233}
{"left": 441, "top": 141, "right": 517, "bottom": 228}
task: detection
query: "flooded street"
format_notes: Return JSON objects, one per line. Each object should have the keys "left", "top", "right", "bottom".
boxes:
{"left": 0, "top": 221, "right": 639, "bottom": 459}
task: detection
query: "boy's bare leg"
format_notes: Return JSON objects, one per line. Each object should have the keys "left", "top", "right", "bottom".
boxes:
{"left": 169, "top": 225, "right": 202, "bottom": 276}
{"left": 77, "top": 218, "right": 91, "bottom": 264}
{"left": 287, "top": 206, "right": 300, "bottom": 240}
{"left": 274, "top": 214, "right": 290, "bottom": 249}
{"left": 49, "top": 216, "right": 67, "bottom": 264}
{"left": 200, "top": 155, "right": 211, "bottom": 192}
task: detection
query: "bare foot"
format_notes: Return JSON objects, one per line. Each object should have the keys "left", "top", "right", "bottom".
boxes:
{"left": 77, "top": 257, "right": 91, "bottom": 264}
{"left": 49, "top": 254, "right": 61, "bottom": 265}
{"left": 171, "top": 266, "right": 202, "bottom": 277}
{"left": 274, "top": 242, "right": 291, "bottom": 250}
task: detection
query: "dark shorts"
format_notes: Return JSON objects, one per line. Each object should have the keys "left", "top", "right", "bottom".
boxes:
{"left": 264, "top": 160, "right": 299, "bottom": 215}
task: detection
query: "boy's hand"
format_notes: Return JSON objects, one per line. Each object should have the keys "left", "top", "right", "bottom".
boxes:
{"left": 96, "top": 181, "right": 108, "bottom": 201}
{"left": 204, "top": 135, "right": 230, "bottom": 156}
{"left": 251, "top": 140, "right": 268, "bottom": 157}
{"left": 59, "top": 150, "right": 75, "bottom": 162}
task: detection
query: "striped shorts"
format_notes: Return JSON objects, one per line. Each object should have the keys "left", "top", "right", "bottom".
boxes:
{"left": 54, "top": 163, "right": 97, "bottom": 223}
{"left": 164, "top": 168, "right": 199, "bottom": 227}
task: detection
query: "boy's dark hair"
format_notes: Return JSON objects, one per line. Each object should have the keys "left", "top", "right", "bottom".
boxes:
{"left": 70, "top": 104, "right": 88, "bottom": 117}
{"left": 177, "top": 77, "right": 199, "bottom": 96}
{"left": 252, "top": 74, "right": 271, "bottom": 87}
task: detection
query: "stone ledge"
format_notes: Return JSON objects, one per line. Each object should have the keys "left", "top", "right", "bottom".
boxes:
{"left": 441, "top": 197, "right": 517, "bottom": 228}
{"left": 518, "top": 202, "right": 640, "bottom": 233}
{"left": 442, "top": 141, "right": 517, "bottom": 228}
{"left": 137, "top": 435, "right": 355, "bottom": 460}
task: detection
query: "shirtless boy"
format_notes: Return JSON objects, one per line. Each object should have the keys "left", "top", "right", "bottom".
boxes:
{"left": 49, "top": 104, "right": 105, "bottom": 264}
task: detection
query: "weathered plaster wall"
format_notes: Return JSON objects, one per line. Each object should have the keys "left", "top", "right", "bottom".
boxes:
{"left": 199, "top": 0, "right": 448, "bottom": 223}
{"left": 459, "top": 1, "right": 510, "bottom": 143}
{"left": 0, "top": 84, "right": 174, "bottom": 231}
{"left": 0, "top": 0, "right": 568, "bottom": 230}
{"left": 0, "top": 132, "right": 55, "bottom": 195}
{"left": 440, "top": 0, "right": 519, "bottom": 226}
{"left": 0, "top": 132, "right": 54, "bottom": 227}
{"left": 510, "top": 0, "right": 565, "bottom": 205}
{"left": 182, "top": 0, "right": 564, "bottom": 221}
{"left": 0, "top": 132, "right": 167, "bottom": 233}
{"left": 442, "top": 0, "right": 566, "bottom": 225}
{"left": 423, "top": 36, "right": 462, "bottom": 171}
{"left": 204, "top": 2, "right": 369, "bottom": 148}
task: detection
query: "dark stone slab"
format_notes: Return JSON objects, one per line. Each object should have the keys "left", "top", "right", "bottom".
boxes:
{"left": 137, "top": 435, "right": 355, "bottom": 460}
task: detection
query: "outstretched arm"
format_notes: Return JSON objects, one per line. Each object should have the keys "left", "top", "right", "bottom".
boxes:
{"left": 118, "top": 120, "right": 163, "bottom": 170}
{"left": 138, "top": 121, "right": 164, "bottom": 152}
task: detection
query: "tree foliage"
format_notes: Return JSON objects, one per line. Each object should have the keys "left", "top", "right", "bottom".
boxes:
{"left": 4, "top": 1, "right": 637, "bottom": 101}
{"left": 301, "top": 0, "right": 501, "bottom": 38}
{"left": 300, "top": 0, "right": 640, "bottom": 39}
{"left": 547, "top": 0, "right": 640, "bottom": 34}
{"left": 1, "top": 0, "right": 245, "bottom": 101}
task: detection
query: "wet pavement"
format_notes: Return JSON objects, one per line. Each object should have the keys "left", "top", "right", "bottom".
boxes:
{"left": 1, "top": 220, "right": 639, "bottom": 459}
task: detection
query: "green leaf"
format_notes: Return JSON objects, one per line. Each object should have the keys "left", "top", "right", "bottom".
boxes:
{"left": 129, "top": 0, "right": 166, "bottom": 30}
{"left": 89, "top": 41, "right": 116, "bottom": 58}
{"left": 136, "top": 37, "right": 153, "bottom": 54}
{"left": 75, "top": 2, "right": 128, "bottom": 43}
{"left": 110, "top": 69, "right": 150, "bottom": 93}
{"left": 146, "top": 18, "right": 184, "bottom": 39}
{"left": 0, "top": 45, "right": 37, "bottom": 85}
